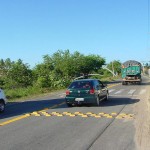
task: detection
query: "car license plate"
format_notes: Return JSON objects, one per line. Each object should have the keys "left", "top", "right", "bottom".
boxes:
{"left": 75, "top": 98, "right": 84, "bottom": 101}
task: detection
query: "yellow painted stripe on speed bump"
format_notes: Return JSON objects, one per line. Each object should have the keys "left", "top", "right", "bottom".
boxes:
{"left": 99, "top": 112, "right": 105, "bottom": 115}
{"left": 69, "top": 114, "right": 76, "bottom": 117}
{"left": 111, "top": 112, "right": 117, "bottom": 116}
{"left": 29, "top": 111, "right": 135, "bottom": 119}
{"left": 94, "top": 115, "right": 101, "bottom": 118}
{"left": 106, "top": 116, "right": 113, "bottom": 118}
{"left": 86, "top": 112, "right": 93, "bottom": 115}
{"left": 74, "top": 112, "right": 81, "bottom": 115}
{"left": 62, "top": 112, "right": 69, "bottom": 115}
{"left": 90, "top": 114, "right": 97, "bottom": 117}
{"left": 81, "top": 115, "right": 88, "bottom": 118}
{"left": 40, "top": 111, "right": 52, "bottom": 117}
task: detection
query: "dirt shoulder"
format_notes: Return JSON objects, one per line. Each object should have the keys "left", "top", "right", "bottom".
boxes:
{"left": 134, "top": 82, "right": 150, "bottom": 150}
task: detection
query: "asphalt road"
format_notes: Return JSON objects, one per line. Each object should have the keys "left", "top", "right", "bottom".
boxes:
{"left": 0, "top": 76, "right": 150, "bottom": 150}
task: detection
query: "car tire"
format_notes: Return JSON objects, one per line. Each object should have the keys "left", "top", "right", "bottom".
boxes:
{"left": 66, "top": 103, "right": 72, "bottom": 107}
{"left": 95, "top": 96, "right": 100, "bottom": 106}
{"left": 104, "top": 92, "right": 109, "bottom": 101}
{"left": 0, "top": 101, "right": 5, "bottom": 113}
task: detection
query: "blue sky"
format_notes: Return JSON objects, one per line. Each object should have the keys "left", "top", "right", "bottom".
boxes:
{"left": 0, "top": 0, "right": 149, "bottom": 67}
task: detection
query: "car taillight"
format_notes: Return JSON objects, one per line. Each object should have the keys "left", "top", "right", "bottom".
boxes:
{"left": 90, "top": 89, "right": 95, "bottom": 94}
{"left": 66, "top": 90, "right": 70, "bottom": 95}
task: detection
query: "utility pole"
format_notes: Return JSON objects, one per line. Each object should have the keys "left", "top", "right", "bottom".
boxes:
{"left": 141, "top": 61, "right": 150, "bottom": 75}
{"left": 112, "top": 61, "right": 115, "bottom": 77}
{"left": 102, "top": 65, "right": 116, "bottom": 77}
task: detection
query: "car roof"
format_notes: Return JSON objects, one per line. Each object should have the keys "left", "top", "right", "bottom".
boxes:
{"left": 73, "top": 79, "right": 99, "bottom": 82}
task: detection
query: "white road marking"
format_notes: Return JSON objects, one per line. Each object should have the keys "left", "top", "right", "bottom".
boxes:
{"left": 139, "top": 89, "right": 146, "bottom": 95}
{"left": 114, "top": 89, "right": 124, "bottom": 95}
{"left": 128, "top": 89, "right": 136, "bottom": 94}
{"left": 109, "top": 88, "right": 147, "bottom": 96}
{"left": 109, "top": 89, "right": 115, "bottom": 93}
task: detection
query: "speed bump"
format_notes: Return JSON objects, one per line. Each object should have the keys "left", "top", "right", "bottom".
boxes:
{"left": 31, "top": 112, "right": 41, "bottom": 116}
{"left": 28, "top": 111, "right": 135, "bottom": 119}
{"left": 62, "top": 112, "right": 69, "bottom": 115}
{"left": 51, "top": 112, "right": 58, "bottom": 115}
{"left": 81, "top": 115, "right": 88, "bottom": 118}
{"left": 103, "top": 114, "right": 110, "bottom": 117}
{"left": 69, "top": 114, "right": 76, "bottom": 117}
{"left": 90, "top": 114, "right": 97, "bottom": 117}
{"left": 99, "top": 112, "right": 105, "bottom": 115}
{"left": 77, "top": 113, "right": 84, "bottom": 116}
{"left": 74, "top": 112, "right": 81, "bottom": 115}
{"left": 94, "top": 115, "right": 101, "bottom": 118}
{"left": 106, "top": 115, "right": 113, "bottom": 118}
{"left": 40, "top": 111, "right": 52, "bottom": 117}
{"left": 86, "top": 112, "right": 93, "bottom": 115}
{"left": 111, "top": 112, "right": 117, "bottom": 116}
{"left": 56, "top": 114, "right": 63, "bottom": 117}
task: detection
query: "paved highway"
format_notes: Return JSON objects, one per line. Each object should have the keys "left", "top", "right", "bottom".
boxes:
{"left": 0, "top": 76, "right": 150, "bottom": 150}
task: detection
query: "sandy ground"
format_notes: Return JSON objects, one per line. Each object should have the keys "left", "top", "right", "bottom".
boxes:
{"left": 134, "top": 84, "right": 150, "bottom": 150}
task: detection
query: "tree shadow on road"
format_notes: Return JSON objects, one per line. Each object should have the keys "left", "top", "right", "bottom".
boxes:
{"left": 0, "top": 98, "right": 65, "bottom": 120}
{"left": 0, "top": 96, "right": 141, "bottom": 120}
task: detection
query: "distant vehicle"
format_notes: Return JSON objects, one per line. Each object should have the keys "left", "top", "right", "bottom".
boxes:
{"left": 0, "top": 88, "right": 7, "bottom": 113}
{"left": 65, "top": 79, "right": 109, "bottom": 106}
{"left": 121, "top": 60, "right": 142, "bottom": 85}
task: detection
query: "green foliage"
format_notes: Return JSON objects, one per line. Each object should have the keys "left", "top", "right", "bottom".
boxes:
{"left": 4, "top": 59, "right": 33, "bottom": 89}
{"left": 106, "top": 60, "right": 121, "bottom": 75}
{"left": 0, "top": 58, "right": 14, "bottom": 88}
{"left": 1, "top": 50, "right": 108, "bottom": 100}
{"left": 33, "top": 50, "right": 106, "bottom": 89}
{"left": 77, "top": 55, "right": 105, "bottom": 74}
{"left": 5, "top": 86, "right": 44, "bottom": 100}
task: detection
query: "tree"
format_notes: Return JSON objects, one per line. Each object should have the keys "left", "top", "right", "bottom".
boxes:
{"left": 107, "top": 60, "right": 121, "bottom": 76}
{"left": 5, "top": 59, "right": 32, "bottom": 88}
{"left": 78, "top": 55, "right": 105, "bottom": 75}
{"left": 32, "top": 50, "right": 106, "bottom": 88}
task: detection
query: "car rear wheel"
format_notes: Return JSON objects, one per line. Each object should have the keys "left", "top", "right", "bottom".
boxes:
{"left": 66, "top": 103, "right": 72, "bottom": 107}
{"left": 0, "top": 101, "right": 5, "bottom": 113}
{"left": 104, "top": 92, "right": 109, "bottom": 101}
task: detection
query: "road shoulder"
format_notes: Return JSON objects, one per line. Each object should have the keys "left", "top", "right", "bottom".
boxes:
{"left": 134, "top": 81, "right": 150, "bottom": 150}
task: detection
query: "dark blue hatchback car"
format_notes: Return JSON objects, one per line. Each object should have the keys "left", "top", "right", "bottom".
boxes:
{"left": 65, "top": 79, "right": 109, "bottom": 106}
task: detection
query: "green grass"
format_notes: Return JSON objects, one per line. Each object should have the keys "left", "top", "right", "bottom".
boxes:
{"left": 5, "top": 86, "right": 45, "bottom": 101}
{"left": 100, "top": 76, "right": 121, "bottom": 82}
{"left": 4, "top": 75, "right": 121, "bottom": 102}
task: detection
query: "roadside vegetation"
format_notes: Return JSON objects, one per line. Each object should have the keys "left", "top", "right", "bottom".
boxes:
{"left": 0, "top": 50, "right": 121, "bottom": 101}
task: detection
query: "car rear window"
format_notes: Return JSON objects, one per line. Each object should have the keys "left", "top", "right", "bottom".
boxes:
{"left": 69, "top": 81, "right": 92, "bottom": 89}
